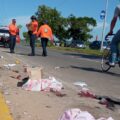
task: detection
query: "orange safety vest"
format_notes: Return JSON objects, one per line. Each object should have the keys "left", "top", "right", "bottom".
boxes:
{"left": 31, "top": 20, "right": 38, "bottom": 35}
{"left": 9, "top": 23, "right": 18, "bottom": 35}
{"left": 37, "top": 24, "right": 53, "bottom": 40}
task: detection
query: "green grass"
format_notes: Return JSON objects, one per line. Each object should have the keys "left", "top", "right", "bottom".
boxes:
{"left": 49, "top": 46, "right": 103, "bottom": 57}
{"left": 21, "top": 41, "right": 102, "bottom": 57}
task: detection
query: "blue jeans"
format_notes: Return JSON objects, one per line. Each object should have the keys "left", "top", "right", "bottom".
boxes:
{"left": 109, "top": 29, "right": 120, "bottom": 63}
{"left": 10, "top": 35, "right": 16, "bottom": 52}
{"left": 30, "top": 34, "right": 36, "bottom": 55}
{"left": 41, "top": 38, "right": 48, "bottom": 56}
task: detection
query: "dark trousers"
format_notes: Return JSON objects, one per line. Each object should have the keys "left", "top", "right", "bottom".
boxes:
{"left": 109, "top": 29, "right": 120, "bottom": 63}
{"left": 41, "top": 38, "right": 48, "bottom": 56}
{"left": 10, "top": 35, "right": 16, "bottom": 53}
{"left": 30, "top": 34, "right": 36, "bottom": 55}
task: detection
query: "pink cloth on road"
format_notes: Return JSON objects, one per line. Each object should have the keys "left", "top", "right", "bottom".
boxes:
{"left": 22, "top": 77, "right": 63, "bottom": 92}
{"left": 58, "top": 109, "right": 114, "bottom": 120}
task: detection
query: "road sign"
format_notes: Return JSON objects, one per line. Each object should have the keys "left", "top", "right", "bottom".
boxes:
{"left": 100, "top": 10, "right": 106, "bottom": 20}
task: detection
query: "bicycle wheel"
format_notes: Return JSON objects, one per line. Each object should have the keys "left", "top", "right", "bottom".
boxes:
{"left": 101, "top": 49, "right": 111, "bottom": 72}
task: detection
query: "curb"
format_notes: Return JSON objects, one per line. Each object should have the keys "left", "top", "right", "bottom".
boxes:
{"left": 0, "top": 92, "right": 13, "bottom": 120}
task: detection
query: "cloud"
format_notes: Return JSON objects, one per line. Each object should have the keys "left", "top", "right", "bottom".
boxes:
{"left": 94, "top": 22, "right": 109, "bottom": 29}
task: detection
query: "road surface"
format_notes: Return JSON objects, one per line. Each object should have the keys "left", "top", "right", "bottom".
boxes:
{"left": 0, "top": 45, "right": 120, "bottom": 120}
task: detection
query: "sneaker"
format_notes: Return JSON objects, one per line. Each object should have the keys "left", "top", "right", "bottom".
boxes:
{"left": 109, "top": 62, "right": 115, "bottom": 67}
{"left": 105, "top": 62, "right": 115, "bottom": 67}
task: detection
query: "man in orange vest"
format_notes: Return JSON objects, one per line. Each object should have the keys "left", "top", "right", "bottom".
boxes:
{"left": 26, "top": 15, "right": 38, "bottom": 56}
{"left": 9, "top": 19, "right": 19, "bottom": 53}
{"left": 37, "top": 20, "right": 53, "bottom": 56}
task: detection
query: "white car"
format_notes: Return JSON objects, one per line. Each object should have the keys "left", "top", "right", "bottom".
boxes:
{"left": 76, "top": 41, "right": 86, "bottom": 48}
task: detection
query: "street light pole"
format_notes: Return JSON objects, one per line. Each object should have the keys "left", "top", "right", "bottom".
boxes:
{"left": 101, "top": 0, "right": 109, "bottom": 51}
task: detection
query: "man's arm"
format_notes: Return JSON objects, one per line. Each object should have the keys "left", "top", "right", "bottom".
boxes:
{"left": 108, "top": 16, "right": 117, "bottom": 35}
{"left": 37, "top": 27, "right": 41, "bottom": 37}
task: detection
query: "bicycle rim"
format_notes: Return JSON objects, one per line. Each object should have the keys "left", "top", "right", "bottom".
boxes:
{"left": 101, "top": 49, "right": 111, "bottom": 72}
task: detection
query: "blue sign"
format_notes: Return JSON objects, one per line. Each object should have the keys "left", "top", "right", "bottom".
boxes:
{"left": 100, "top": 10, "right": 106, "bottom": 20}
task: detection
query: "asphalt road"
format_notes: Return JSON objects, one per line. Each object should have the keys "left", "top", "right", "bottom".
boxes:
{"left": 1, "top": 45, "right": 120, "bottom": 98}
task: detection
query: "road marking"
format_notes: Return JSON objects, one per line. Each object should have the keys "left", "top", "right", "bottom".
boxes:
{"left": 0, "top": 92, "right": 13, "bottom": 120}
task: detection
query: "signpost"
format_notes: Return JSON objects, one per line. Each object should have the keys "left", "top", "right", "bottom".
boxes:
{"left": 100, "top": 0, "right": 109, "bottom": 51}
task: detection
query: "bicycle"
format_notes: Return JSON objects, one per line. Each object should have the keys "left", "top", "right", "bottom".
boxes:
{"left": 101, "top": 34, "right": 120, "bottom": 72}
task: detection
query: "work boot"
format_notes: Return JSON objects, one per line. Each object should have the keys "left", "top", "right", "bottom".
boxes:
{"left": 28, "top": 53, "right": 35, "bottom": 56}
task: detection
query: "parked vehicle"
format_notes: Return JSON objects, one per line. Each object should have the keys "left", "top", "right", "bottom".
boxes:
{"left": 76, "top": 41, "right": 86, "bottom": 48}
{"left": 89, "top": 40, "right": 108, "bottom": 50}
{"left": 0, "top": 26, "right": 20, "bottom": 48}
{"left": 64, "top": 40, "right": 86, "bottom": 48}
{"left": 54, "top": 41, "right": 60, "bottom": 46}
{"left": 0, "top": 27, "right": 10, "bottom": 48}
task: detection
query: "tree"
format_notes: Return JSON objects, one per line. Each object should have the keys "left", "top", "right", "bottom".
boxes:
{"left": 17, "top": 25, "right": 22, "bottom": 29}
{"left": 23, "top": 32, "right": 29, "bottom": 43}
{"left": 67, "top": 15, "right": 96, "bottom": 41}
{"left": 23, "top": 5, "right": 97, "bottom": 44}
{"left": 36, "top": 5, "right": 68, "bottom": 44}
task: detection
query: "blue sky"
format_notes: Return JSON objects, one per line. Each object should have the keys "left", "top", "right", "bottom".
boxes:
{"left": 0, "top": 0, "right": 119, "bottom": 40}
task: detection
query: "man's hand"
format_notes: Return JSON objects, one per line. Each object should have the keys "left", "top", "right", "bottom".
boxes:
{"left": 107, "top": 30, "right": 113, "bottom": 36}
{"left": 105, "top": 31, "right": 113, "bottom": 39}
{"left": 105, "top": 30, "right": 114, "bottom": 41}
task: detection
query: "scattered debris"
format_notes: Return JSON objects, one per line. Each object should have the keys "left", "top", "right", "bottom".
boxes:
{"left": 12, "top": 70, "right": 19, "bottom": 73}
{"left": 23, "top": 111, "right": 28, "bottom": 115}
{"left": 96, "top": 95, "right": 120, "bottom": 111}
{"left": 4, "top": 91, "right": 10, "bottom": 95}
{"left": 55, "top": 66, "right": 60, "bottom": 69}
{"left": 17, "top": 77, "right": 29, "bottom": 87}
{"left": 78, "top": 88, "right": 120, "bottom": 110}
{"left": 0, "top": 56, "right": 4, "bottom": 59}
{"left": 6, "top": 100, "right": 11, "bottom": 105}
{"left": 50, "top": 88, "right": 66, "bottom": 97}
{"left": 74, "top": 81, "right": 87, "bottom": 88}
{"left": 4, "top": 64, "right": 16, "bottom": 69}
{"left": 0, "top": 82, "right": 3, "bottom": 87}
{"left": 15, "top": 59, "right": 20, "bottom": 64}
{"left": 26, "top": 66, "right": 43, "bottom": 80}
{"left": 45, "top": 105, "right": 51, "bottom": 108}
{"left": 16, "top": 75, "right": 22, "bottom": 80}
{"left": 78, "top": 87, "right": 96, "bottom": 98}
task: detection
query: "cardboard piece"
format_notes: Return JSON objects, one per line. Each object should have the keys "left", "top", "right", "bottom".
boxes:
{"left": 27, "top": 67, "right": 43, "bottom": 80}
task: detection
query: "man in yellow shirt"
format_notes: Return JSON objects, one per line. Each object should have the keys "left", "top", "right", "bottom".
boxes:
{"left": 9, "top": 19, "right": 18, "bottom": 53}
{"left": 37, "top": 20, "right": 53, "bottom": 56}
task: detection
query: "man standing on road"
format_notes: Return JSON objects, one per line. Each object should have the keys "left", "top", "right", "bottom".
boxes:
{"left": 26, "top": 15, "right": 38, "bottom": 56}
{"left": 9, "top": 19, "right": 19, "bottom": 53}
{"left": 106, "top": 4, "right": 120, "bottom": 66}
{"left": 37, "top": 20, "right": 53, "bottom": 57}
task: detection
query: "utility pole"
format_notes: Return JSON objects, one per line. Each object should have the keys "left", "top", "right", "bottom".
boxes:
{"left": 101, "top": 0, "right": 109, "bottom": 51}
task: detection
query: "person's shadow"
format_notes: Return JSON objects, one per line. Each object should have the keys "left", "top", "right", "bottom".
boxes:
{"left": 70, "top": 65, "right": 120, "bottom": 77}
{"left": 2, "top": 50, "right": 42, "bottom": 56}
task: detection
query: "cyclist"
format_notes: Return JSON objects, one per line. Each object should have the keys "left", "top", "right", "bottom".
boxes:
{"left": 106, "top": 4, "right": 120, "bottom": 67}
